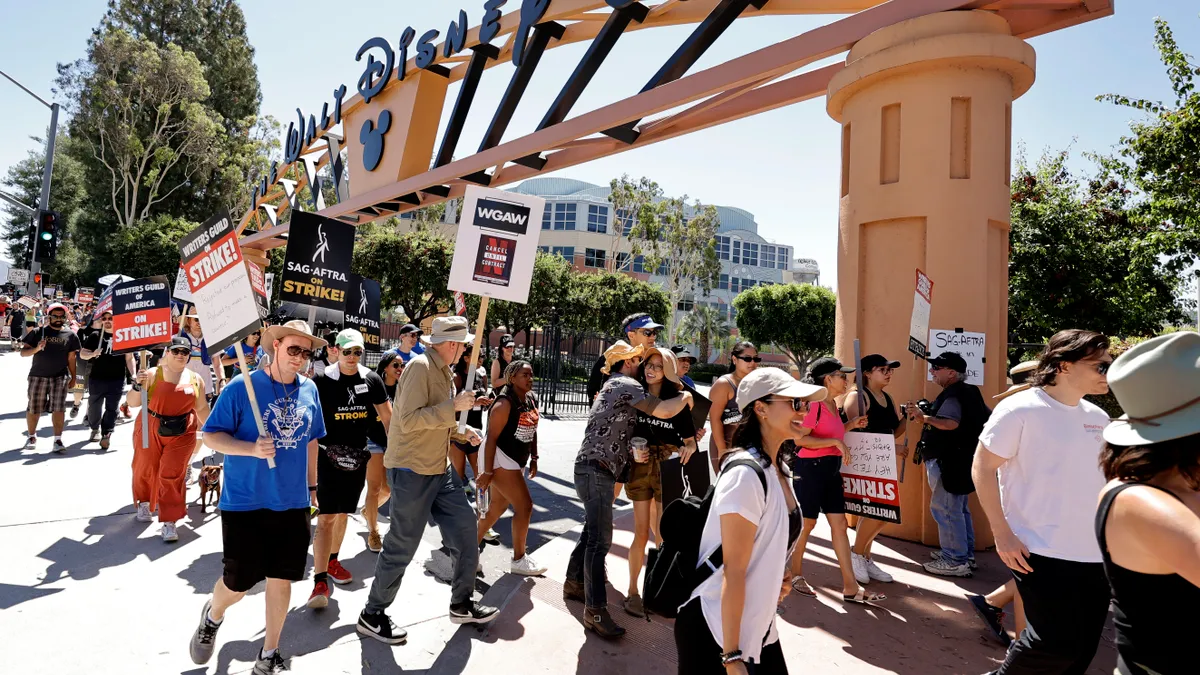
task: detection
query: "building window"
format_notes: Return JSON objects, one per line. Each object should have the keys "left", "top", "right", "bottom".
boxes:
{"left": 633, "top": 255, "right": 647, "bottom": 274}
{"left": 586, "top": 204, "right": 608, "bottom": 233}
{"left": 553, "top": 202, "right": 577, "bottom": 230}
{"left": 743, "top": 242, "right": 759, "bottom": 267}
{"left": 719, "top": 273, "right": 728, "bottom": 290}
{"left": 584, "top": 248, "right": 606, "bottom": 268}
{"left": 677, "top": 297, "right": 695, "bottom": 312}
{"left": 763, "top": 245, "right": 776, "bottom": 269}
{"left": 538, "top": 246, "right": 549, "bottom": 254}
{"left": 730, "top": 277, "right": 739, "bottom": 294}
{"left": 732, "top": 240, "right": 741, "bottom": 264}
{"left": 551, "top": 246, "right": 575, "bottom": 261}
{"left": 778, "top": 247, "right": 789, "bottom": 270}
{"left": 615, "top": 208, "right": 634, "bottom": 236}
{"left": 716, "top": 235, "right": 730, "bottom": 261}
{"left": 542, "top": 204, "right": 551, "bottom": 230}
{"left": 616, "top": 252, "right": 630, "bottom": 271}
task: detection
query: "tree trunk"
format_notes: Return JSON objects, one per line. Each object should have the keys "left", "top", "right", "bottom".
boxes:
{"left": 699, "top": 333, "right": 710, "bottom": 365}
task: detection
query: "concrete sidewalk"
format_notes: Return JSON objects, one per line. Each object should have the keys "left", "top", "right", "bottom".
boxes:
{"left": 0, "top": 350, "right": 1118, "bottom": 674}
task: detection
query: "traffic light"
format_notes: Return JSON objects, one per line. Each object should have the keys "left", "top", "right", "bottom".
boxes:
{"left": 34, "top": 209, "right": 60, "bottom": 263}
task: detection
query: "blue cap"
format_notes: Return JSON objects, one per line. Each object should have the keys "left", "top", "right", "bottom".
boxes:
{"left": 626, "top": 315, "right": 664, "bottom": 332}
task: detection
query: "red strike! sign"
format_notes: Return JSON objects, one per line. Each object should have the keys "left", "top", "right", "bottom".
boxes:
{"left": 185, "top": 232, "right": 243, "bottom": 293}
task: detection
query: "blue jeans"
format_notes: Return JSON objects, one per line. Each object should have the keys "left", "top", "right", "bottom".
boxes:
{"left": 566, "top": 461, "right": 616, "bottom": 609}
{"left": 365, "top": 466, "right": 479, "bottom": 613}
{"left": 926, "top": 459, "right": 974, "bottom": 565}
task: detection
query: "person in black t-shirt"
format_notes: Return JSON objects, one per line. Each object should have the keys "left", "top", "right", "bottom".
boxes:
{"left": 307, "top": 329, "right": 392, "bottom": 610}
{"left": 21, "top": 303, "right": 80, "bottom": 453}
{"left": 79, "top": 310, "right": 134, "bottom": 449}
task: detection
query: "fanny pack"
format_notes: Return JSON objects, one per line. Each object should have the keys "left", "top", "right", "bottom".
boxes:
{"left": 322, "top": 444, "right": 371, "bottom": 472}
{"left": 149, "top": 410, "right": 191, "bottom": 437}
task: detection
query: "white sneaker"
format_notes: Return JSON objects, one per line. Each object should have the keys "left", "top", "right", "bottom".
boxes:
{"left": 135, "top": 502, "right": 153, "bottom": 522}
{"left": 23, "top": 435, "right": 36, "bottom": 450}
{"left": 865, "top": 556, "right": 894, "bottom": 583}
{"left": 162, "top": 522, "right": 179, "bottom": 542}
{"left": 851, "top": 552, "right": 870, "bottom": 585}
{"left": 510, "top": 555, "right": 548, "bottom": 577}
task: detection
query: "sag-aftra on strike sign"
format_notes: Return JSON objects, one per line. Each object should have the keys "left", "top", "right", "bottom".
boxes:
{"left": 279, "top": 211, "right": 355, "bottom": 310}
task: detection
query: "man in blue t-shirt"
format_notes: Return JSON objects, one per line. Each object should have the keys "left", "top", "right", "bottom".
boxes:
{"left": 188, "top": 320, "right": 327, "bottom": 674}
{"left": 385, "top": 323, "right": 425, "bottom": 364}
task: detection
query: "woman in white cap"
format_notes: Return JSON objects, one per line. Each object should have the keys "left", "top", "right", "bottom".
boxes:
{"left": 1095, "top": 331, "right": 1200, "bottom": 675}
{"left": 674, "top": 368, "right": 825, "bottom": 674}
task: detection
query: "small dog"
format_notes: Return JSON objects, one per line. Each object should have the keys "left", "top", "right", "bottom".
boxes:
{"left": 197, "top": 465, "right": 222, "bottom": 513}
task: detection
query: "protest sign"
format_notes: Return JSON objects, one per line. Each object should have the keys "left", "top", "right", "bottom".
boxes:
{"left": 246, "top": 260, "right": 270, "bottom": 320}
{"left": 173, "top": 267, "right": 194, "bottom": 302}
{"left": 8, "top": 268, "right": 28, "bottom": 285}
{"left": 42, "top": 285, "right": 55, "bottom": 298}
{"left": 841, "top": 432, "right": 901, "bottom": 523}
{"left": 661, "top": 454, "right": 711, "bottom": 507}
{"left": 178, "top": 210, "right": 262, "bottom": 352}
{"left": 448, "top": 186, "right": 545, "bottom": 304}
{"left": 110, "top": 276, "right": 172, "bottom": 354}
{"left": 908, "top": 269, "right": 933, "bottom": 358}
{"left": 279, "top": 211, "right": 355, "bottom": 311}
{"left": 926, "top": 329, "right": 986, "bottom": 386}
{"left": 344, "top": 272, "right": 381, "bottom": 351}
{"left": 75, "top": 287, "right": 94, "bottom": 304}
{"left": 18, "top": 296, "right": 37, "bottom": 309}
{"left": 94, "top": 286, "right": 113, "bottom": 316}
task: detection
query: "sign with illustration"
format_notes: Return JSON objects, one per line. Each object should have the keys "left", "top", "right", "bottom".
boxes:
{"left": 841, "top": 431, "right": 901, "bottom": 524}
{"left": 279, "top": 211, "right": 356, "bottom": 310}
{"left": 343, "top": 272, "right": 382, "bottom": 351}
{"left": 448, "top": 185, "right": 545, "bottom": 304}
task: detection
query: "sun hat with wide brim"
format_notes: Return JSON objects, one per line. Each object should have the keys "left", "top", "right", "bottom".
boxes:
{"left": 262, "top": 320, "right": 328, "bottom": 358}
{"left": 993, "top": 360, "right": 1042, "bottom": 401}
{"left": 644, "top": 347, "right": 681, "bottom": 384}
{"left": 420, "top": 316, "right": 474, "bottom": 345}
{"left": 737, "top": 367, "right": 828, "bottom": 411}
{"left": 601, "top": 341, "right": 645, "bottom": 375}
{"left": 1104, "top": 331, "right": 1200, "bottom": 447}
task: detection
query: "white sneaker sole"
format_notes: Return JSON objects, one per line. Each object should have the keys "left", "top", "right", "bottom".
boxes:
{"left": 356, "top": 621, "right": 407, "bottom": 645}
{"left": 329, "top": 575, "right": 353, "bottom": 586}
{"left": 923, "top": 565, "right": 973, "bottom": 578}
{"left": 163, "top": 533, "right": 179, "bottom": 543}
{"left": 450, "top": 611, "right": 498, "bottom": 625}
{"left": 307, "top": 594, "right": 329, "bottom": 610}
{"left": 511, "top": 565, "right": 548, "bottom": 577}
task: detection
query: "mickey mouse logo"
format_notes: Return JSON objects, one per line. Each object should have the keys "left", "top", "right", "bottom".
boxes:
{"left": 360, "top": 110, "right": 392, "bottom": 172}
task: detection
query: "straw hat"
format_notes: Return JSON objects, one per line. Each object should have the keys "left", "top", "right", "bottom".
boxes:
{"left": 419, "top": 316, "right": 474, "bottom": 345}
{"left": 261, "top": 320, "right": 327, "bottom": 358}
{"left": 644, "top": 347, "right": 681, "bottom": 384}
{"left": 601, "top": 341, "right": 644, "bottom": 375}
{"left": 1104, "top": 332, "right": 1200, "bottom": 446}
{"left": 993, "top": 360, "right": 1041, "bottom": 401}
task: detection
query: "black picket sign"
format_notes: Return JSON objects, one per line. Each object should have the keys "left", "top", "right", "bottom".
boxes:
{"left": 343, "top": 272, "right": 382, "bottom": 352}
{"left": 279, "top": 211, "right": 356, "bottom": 311}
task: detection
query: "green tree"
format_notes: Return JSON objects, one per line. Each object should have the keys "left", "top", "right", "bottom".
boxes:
{"left": 485, "top": 251, "right": 573, "bottom": 344}
{"left": 562, "top": 270, "right": 671, "bottom": 336}
{"left": 733, "top": 283, "right": 836, "bottom": 374}
{"left": 633, "top": 196, "right": 722, "bottom": 343}
{"left": 104, "top": 213, "right": 195, "bottom": 279}
{"left": 678, "top": 305, "right": 730, "bottom": 365}
{"left": 1, "top": 133, "right": 87, "bottom": 271}
{"left": 351, "top": 229, "right": 454, "bottom": 325}
{"left": 605, "top": 175, "right": 662, "bottom": 271}
{"left": 1007, "top": 150, "right": 1187, "bottom": 344}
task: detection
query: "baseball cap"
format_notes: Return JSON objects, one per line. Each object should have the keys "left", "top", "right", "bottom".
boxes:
{"left": 46, "top": 303, "right": 69, "bottom": 315}
{"left": 168, "top": 335, "right": 192, "bottom": 351}
{"left": 808, "top": 357, "right": 855, "bottom": 382}
{"left": 398, "top": 323, "right": 420, "bottom": 336}
{"left": 928, "top": 351, "right": 968, "bottom": 373}
{"left": 336, "top": 328, "right": 366, "bottom": 351}
{"left": 500, "top": 334, "right": 515, "bottom": 347}
{"left": 736, "top": 367, "right": 827, "bottom": 410}
{"left": 671, "top": 345, "right": 697, "bottom": 362}
{"left": 861, "top": 354, "right": 901, "bottom": 371}
{"left": 624, "top": 315, "right": 664, "bottom": 333}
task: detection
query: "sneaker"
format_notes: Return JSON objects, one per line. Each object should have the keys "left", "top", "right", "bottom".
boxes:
{"left": 327, "top": 559, "right": 353, "bottom": 585}
{"left": 306, "top": 581, "right": 331, "bottom": 610}
{"left": 135, "top": 502, "right": 154, "bottom": 522}
{"left": 482, "top": 528, "right": 499, "bottom": 543}
{"left": 23, "top": 435, "right": 35, "bottom": 450}
{"left": 70, "top": 404, "right": 80, "bottom": 419}
{"left": 186, "top": 463, "right": 194, "bottom": 485}
{"left": 88, "top": 429, "right": 100, "bottom": 443}
{"left": 865, "top": 556, "right": 894, "bottom": 583}
{"left": 83, "top": 414, "right": 89, "bottom": 426}
{"left": 251, "top": 650, "right": 287, "bottom": 675}
{"left": 968, "top": 593, "right": 1012, "bottom": 647}
{"left": 189, "top": 600, "right": 222, "bottom": 664}
{"left": 357, "top": 610, "right": 407, "bottom": 645}
{"left": 923, "top": 558, "right": 973, "bottom": 577}
{"left": 449, "top": 600, "right": 499, "bottom": 625}
{"left": 851, "top": 552, "right": 870, "bottom": 585}
{"left": 930, "top": 550, "right": 977, "bottom": 570}
{"left": 510, "top": 555, "right": 547, "bottom": 577}
{"left": 367, "top": 531, "right": 383, "bottom": 553}
{"left": 52, "top": 439, "right": 66, "bottom": 454}
{"left": 162, "top": 522, "right": 179, "bottom": 542}
{"left": 100, "top": 434, "right": 111, "bottom": 451}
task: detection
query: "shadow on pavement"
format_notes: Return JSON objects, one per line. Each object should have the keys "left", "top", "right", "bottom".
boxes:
{"left": 0, "top": 582, "right": 63, "bottom": 610}
{"left": 36, "top": 506, "right": 203, "bottom": 585}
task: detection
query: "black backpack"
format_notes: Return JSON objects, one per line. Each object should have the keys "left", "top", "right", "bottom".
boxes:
{"left": 642, "top": 456, "right": 768, "bottom": 618}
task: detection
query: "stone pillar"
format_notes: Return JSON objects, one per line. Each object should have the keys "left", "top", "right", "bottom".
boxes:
{"left": 826, "top": 10, "right": 1035, "bottom": 547}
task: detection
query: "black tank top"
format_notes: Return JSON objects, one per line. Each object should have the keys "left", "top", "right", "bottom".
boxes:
{"left": 862, "top": 389, "right": 901, "bottom": 435}
{"left": 1096, "top": 482, "right": 1200, "bottom": 675}
{"left": 718, "top": 374, "right": 742, "bottom": 426}
{"left": 496, "top": 389, "right": 539, "bottom": 467}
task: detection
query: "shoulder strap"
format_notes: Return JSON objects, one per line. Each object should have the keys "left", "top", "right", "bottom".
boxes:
{"left": 699, "top": 457, "right": 769, "bottom": 578}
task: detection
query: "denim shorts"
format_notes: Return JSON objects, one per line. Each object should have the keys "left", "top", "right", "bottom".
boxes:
{"left": 367, "top": 439, "right": 385, "bottom": 455}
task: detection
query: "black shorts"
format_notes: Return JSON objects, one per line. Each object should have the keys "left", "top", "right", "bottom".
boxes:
{"left": 794, "top": 455, "right": 846, "bottom": 519}
{"left": 221, "top": 508, "right": 311, "bottom": 592}
{"left": 316, "top": 448, "right": 368, "bottom": 514}
{"left": 451, "top": 440, "right": 479, "bottom": 456}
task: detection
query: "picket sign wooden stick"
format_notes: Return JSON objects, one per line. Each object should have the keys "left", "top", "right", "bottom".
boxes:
{"left": 236, "top": 340, "right": 274, "bottom": 469}
{"left": 140, "top": 351, "right": 150, "bottom": 449}
{"left": 458, "top": 296, "right": 489, "bottom": 434}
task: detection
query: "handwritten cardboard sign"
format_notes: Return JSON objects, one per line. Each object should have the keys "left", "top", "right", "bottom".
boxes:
{"left": 841, "top": 432, "right": 901, "bottom": 524}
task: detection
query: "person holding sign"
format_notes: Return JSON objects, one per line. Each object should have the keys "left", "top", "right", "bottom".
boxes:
{"left": 788, "top": 358, "right": 879, "bottom": 604}
{"left": 219, "top": 331, "right": 262, "bottom": 379}
{"left": 20, "top": 302, "right": 80, "bottom": 453}
{"left": 79, "top": 310, "right": 135, "bottom": 450}
{"left": 306, "top": 329, "right": 392, "bottom": 610}
{"left": 841, "top": 354, "right": 907, "bottom": 585}
{"left": 188, "top": 321, "right": 327, "bottom": 675}
{"left": 126, "top": 336, "right": 211, "bottom": 541}
{"left": 358, "top": 317, "right": 495, "bottom": 647}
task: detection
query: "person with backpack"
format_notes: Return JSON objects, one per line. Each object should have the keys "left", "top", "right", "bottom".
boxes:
{"left": 672, "top": 367, "right": 825, "bottom": 674}
{"left": 972, "top": 330, "right": 1113, "bottom": 675}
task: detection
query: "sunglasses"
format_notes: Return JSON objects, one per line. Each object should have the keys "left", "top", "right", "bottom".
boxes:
{"left": 344, "top": 348, "right": 364, "bottom": 357}
{"left": 390, "top": 362, "right": 403, "bottom": 369}
{"left": 638, "top": 329, "right": 659, "bottom": 337}
{"left": 735, "top": 355, "right": 763, "bottom": 363}
{"left": 48, "top": 314, "right": 67, "bottom": 320}
{"left": 284, "top": 345, "right": 313, "bottom": 360}
{"left": 1087, "top": 360, "right": 1111, "bottom": 375}
{"left": 765, "top": 397, "right": 808, "bottom": 412}
{"left": 168, "top": 347, "right": 191, "bottom": 357}
{"left": 503, "top": 345, "right": 515, "bottom": 349}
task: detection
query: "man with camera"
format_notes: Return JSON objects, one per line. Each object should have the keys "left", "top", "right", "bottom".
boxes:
{"left": 907, "top": 351, "right": 990, "bottom": 578}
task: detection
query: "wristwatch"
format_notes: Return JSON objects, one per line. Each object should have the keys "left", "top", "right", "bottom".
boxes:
{"left": 308, "top": 485, "right": 318, "bottom": 492}
{"left": 721, "top": 650, "right": 743, "bottom": 665}
{"left": 131, "top": 383, "right": 142, "bottom": 392}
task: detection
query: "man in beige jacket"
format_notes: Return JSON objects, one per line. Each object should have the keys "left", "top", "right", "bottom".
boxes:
{"left": 357, "top": 316, "right": 496, "bottom": 646}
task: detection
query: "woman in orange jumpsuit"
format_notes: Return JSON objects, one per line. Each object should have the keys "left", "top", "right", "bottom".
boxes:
{"left": 127, "top": 335, "right": 211, "bottom": 542}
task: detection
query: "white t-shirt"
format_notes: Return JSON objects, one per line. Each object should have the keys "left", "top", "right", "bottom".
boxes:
{"left": 978, "top": 387, "right": 1109, "bottom": 563}
{"left": 687, "top": 450, "right": 795, "bottom": 663}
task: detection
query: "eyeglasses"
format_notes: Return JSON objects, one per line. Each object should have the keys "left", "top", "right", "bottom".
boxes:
{"left": 873, "top": 367, "right": 894, "bottom": 374}
{"left": 168, "top": 347, "right": 191, "bottom": 357}
{"left": 48, "top": 313, "right": 67, "bottom": 320}
{"left": 765, "top": 397, "right": 808, "bottom": 412}
{"left": 735, "top": 355, "right": 763, "bottom": 363}
{"left": 645, "top": 361, "right": 664, "bottom": 371}
{"left": 1084, "top": 360, "right": 1112, "bottom": 375}
{"left": 284, "top": 345, "right": 313, "bottom": 360}
{"left": 639, "top": 329, "right": 659, "bottom": 338}
{"left": 344, "top": 348, "right": 364, "bottom": 357}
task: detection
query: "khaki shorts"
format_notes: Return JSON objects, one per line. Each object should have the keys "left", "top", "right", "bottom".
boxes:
{"left": 623, "top": 444, "right": 677, "bottom": 502}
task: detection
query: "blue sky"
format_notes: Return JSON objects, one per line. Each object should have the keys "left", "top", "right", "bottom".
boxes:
{"left": 2, "top": 1, "right": 1199, "bottom": 281}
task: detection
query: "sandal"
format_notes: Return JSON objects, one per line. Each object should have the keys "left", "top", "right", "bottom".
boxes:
{"left": 790, "top": 576, "right": 817, "bottom": 597}
{"left": 843, "top": 588, "right": 886, "bottom": 605}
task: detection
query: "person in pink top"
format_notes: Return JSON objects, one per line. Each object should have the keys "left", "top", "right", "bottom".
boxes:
{"left": 787, "top": 358, "right": 884, "bottom": 604}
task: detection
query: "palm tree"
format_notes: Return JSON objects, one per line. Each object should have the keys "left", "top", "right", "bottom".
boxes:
{"left": 678, "top": 306, "right": 730, "bottom": 364}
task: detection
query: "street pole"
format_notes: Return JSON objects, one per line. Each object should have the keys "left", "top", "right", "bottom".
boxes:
{"left": 0, "top": 69, "right": 57, "bottom": 297}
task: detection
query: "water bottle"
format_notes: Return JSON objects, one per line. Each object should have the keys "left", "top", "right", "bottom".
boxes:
{"left": 477, "top": 483, "right": 490, "bottom": 519}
